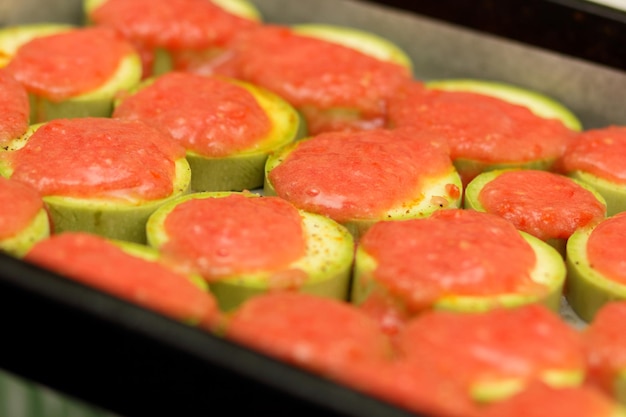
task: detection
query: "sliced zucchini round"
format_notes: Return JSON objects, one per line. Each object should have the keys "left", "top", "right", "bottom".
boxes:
{"left": 264, "top": 140, "right": 463, "bottom": 241}
{"left": 0, "top": 23, "right": 142, "bottom": 122}
{"left": 116, "top": 76, "right": 304, "bottom": 193}
{"left": 565, "top": 222, "right": 626, "bottom": 323}
{"left": 464, "top": 169, "right": 607, "bottom": 257}
{"left": 2, "top": 124, "right": 192, "bottom": 244}
{"left": 146, "top": 191, "right": 355, "bottom": 311}
{"left": 353, "top": 230, "right": 566, "bottom": 314}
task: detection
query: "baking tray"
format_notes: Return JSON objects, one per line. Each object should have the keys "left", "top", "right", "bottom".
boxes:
{"left": 362, "top": 0, "right": 626, "bottom": 72}
{"left": 1, "top": 0, "right": 626, "bottom": 416}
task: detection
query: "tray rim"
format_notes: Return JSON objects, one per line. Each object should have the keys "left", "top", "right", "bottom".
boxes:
{"left": 363, "top": 0, "right": 626, "bottom": 72}
{"left": 1, "top": 0, "right": 625, "bottom": 416}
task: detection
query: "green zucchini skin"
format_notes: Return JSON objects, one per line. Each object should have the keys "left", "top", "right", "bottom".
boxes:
{"left": 566, "top": 223, "right": 626, "bottom": 323}
{"left": 568, "top": 171, "right": 626, "bottom": 218}
{"left": 114, "top": 75, "right": 303, "bottom": 193}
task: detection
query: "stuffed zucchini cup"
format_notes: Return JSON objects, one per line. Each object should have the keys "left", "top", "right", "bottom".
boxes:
{"left": 213, "top": 23, "right": 414, "bottom": 135}
{"left": 146, "top": 191, "right": 354, "bottom": 311}
{"left": 465, "top": 169, "right": 606, "bottom": 256}
{"left": 352, "top": 209, "right": 566, "bottom": 334}
{"left": 396, "top": 305, "right": 586, "bottom": 404}
{"left": 560, "top": 126, "right": 626, "bottom": 216}
{"left": 0, "top": 24, "right": 141, "bottom": 123}
{"left": 0, "top": 118, "right": 191, "bottom": 244}
{"left": 84, "top": 0, "right": 262, "bottom": 77}
{"left": 387, "top": 80, "right": 577, "bottom": 185}
{"left": 264, "top": 128, "right": 462, "bottom": 241}
{"left": 113, "top": 72, "right": 302, "bottom": 192}
{"left": 566, "top": 212, "right": 626, "bottom": 322}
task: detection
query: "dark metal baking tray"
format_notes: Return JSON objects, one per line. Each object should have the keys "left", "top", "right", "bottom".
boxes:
{"left": 363, "top": 0, "right": 626, "bottom": 72}
{"left": 1, "top": 0, "right": 626, "bottom": 416}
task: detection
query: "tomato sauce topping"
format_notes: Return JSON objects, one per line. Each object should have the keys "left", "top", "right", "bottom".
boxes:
{"left": 343, "top": 359, "right": 481, "bottom": 417}
{"left": 6, "top": 27, "right": 134, "bottom": 101}
{"left": 25, "top": 232, "right": 219, "bottom": 326}
{"left": 583, "top": 301, "right": 626, "bottom": 394}
{"left": 220, "top": 25, "right": 412, "bottom": 134}
{"left": 268, "top": 129, "right": 454, "bottom": 223}
{"left": 113, "top": 72, "right": 271, "bottom": 157}
{"left": 9, "top": 118, "right": 185, "bottom": 201}
{"left": 0, "top": 69, "right": 29, "bottom": 146}
{"left": 586, "top": 212, "right": 626, "bottom": 286}
{"left": 481, "top": 382, "right": 617, "bottom": 417}
{"left": 478, "top": 170, "right": 606, "bottom": 241}
{"left": 561, "top": 126, "right": 626, "bottom": 185}
{"left": 396, "top": 305, "right": 585, "bottom": 388}
{"left": 387, "top": 85, "right": 574, "bottom": 164}
{"left": 225, "top": 292, "right": 391, "bottom": 377}
{"left": 226, "top": 291, "right": 480, "bottom": 416}
{"left": 359, "top": 209, "right": 541, "bottom": 312}
{"left": 161, "top": 194, "right": 306, "bottom": 279}
{"left": 91, "top": 0, "right": 258, "bottom": 50}
{"left": 0, "top": 177, "right": 44, "bottom": 240}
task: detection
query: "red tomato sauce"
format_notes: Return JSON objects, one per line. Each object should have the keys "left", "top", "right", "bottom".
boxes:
{"left": 359, "top": 209, "right": 542, "bottom": 312}
{"left": 587, "top": 212, "right": 626, "bottom": 285}
{"left": 9, "top": 118, "right": 185, "bottom": 201}
{"left": 478, "top": 170, "right": 606, "bottom": 241}
{"left": 481, "top": 382, "right": 617, "bottom": 417}
{"left": 113, "top": 72, "right": 271, "bottom": 157}
{"left": 388, "top": 84, "right": 574, "bottom": 165}
{"left": 268, "top": 129, "right": 455, "bottom": 223}
{"left": 396, "top": 305, "right": 585, "bottom": 388}
{"left": 343, "top": 359, "right": 481, "bottom": 417}
{"left": 24, "top": 232, "right": 219, "bottom": 327}
{"left": 225, "top": 292, "right": 391, "bottom": 377}
{"left": 161, "top": 194, "right": 306, "bottom": 279}
{"left": 226, "top": 291, "right": 481, "bottom": 416}
{"left": 583, "top": 301, "right": 626, "bottom": 395}
{"left": 91, "top": 0, "right": 259, "bottom": 76}
{"left": 6, "top": 27, "right": 134, "bottom": 101}
{"left": 220, "top": 25, "right": 412, "bottom": 134}
{"left": 0, "top": 69, "right": 29, "bottom": 146}
{"left": 0, "top": 177, "right": 44, "bottom": 240}
{"left": 561, "top": 126, "right": 626, "bottom": 185}
{"left": 91, "top": 0, "right": 258, "bottom": 50}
